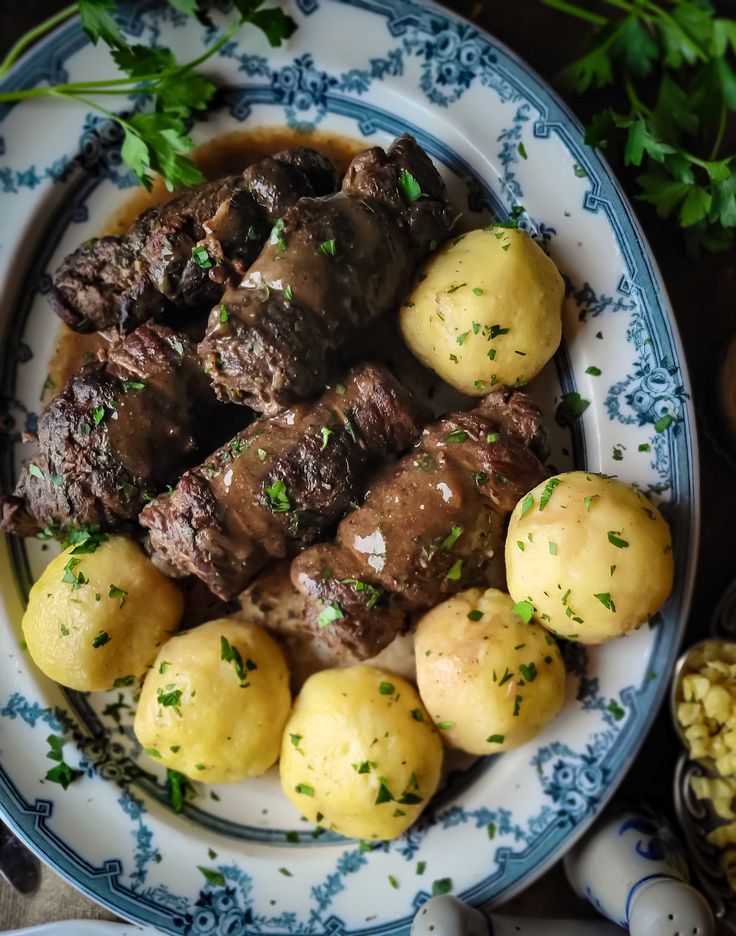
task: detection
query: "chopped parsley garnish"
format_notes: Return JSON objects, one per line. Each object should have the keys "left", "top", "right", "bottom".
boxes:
{"left": 474, "top": 471, "right": 489, "bottom": 485}
{"left": 440, "top": 525, "right": 463, "bottom": 550}
{"left": 353, "top": 760, "right": 376, "bottom": 773}
{"left": 92, "top": 631, "right": 110, "bottom": 648}
{"left": 295, "top": 783, "right": 314, "bottom": 796}
{"left": 487, "top": 432, "right": 500, "bottom": 444}
{"left": 28, "top": 463, "right": 45, "bottom": 481}
{"left": 556, "top": 392, "right": 590, "bottom": 423}
{"left": 270, "top": 217, "right": 286, "bottom": 251}
{"left": 257, "top": 448, "right": 267, "bottom": 461}
{"left": 517, "top": 141, "right": 528, "bottom": 159}
{"left": 198, "top": 867, "right": 226, "bottom": 887}
{"left": 456, "top": 331, "right": 470, "bottom": 345}
{"left": 489, "top": 324, "right": 510, "bottom": 339}
{"left": 343, "top": 413, "right": 359, "bottom": 443}
{"left": 607, "top": 531, "right": 629, "bottom": 548}
{"left": 444, "top": 429, "right": 468, "bottom": 444}
{"left": 432, "top": 878, "right": 453, "bottom": 897}
{"left": 473, "top": 287, "right": 483, "bottom": 296}
{"left": 113, "top": 675, "right": 135, "bottom": 688}
{"left": 388, "top": 874, "right": 399, "bottom": 889}
{"left": 220, "top": 635, "right": 257, "bottom": 687}
{"left": 607, "top": 699, "right": 625, "bottom": 721}
{"left": 436, "top": 721, "right": 455, "bottom": 730}
{"left": 375, "top": 779, "right": 394, "bottom": 804}
{"left": 62, "top": 557, "right": 88, "bottom": 590}
{"left": 157, "top": 685, "right": 183, "bottom": 714}
{"left": 320, "top": 427, "right": 333, "bottom": 450}
{"left": 520, "top": 493, "right": 534, "bottom": 518}
{"left": 586, "top": 365, "right": 601, "bottom": 376}
{"left": 594, "top": 592, "right": 617, "bottom": 611}
{"left": 144, "top": 748, "right": 162, "bottom": 758}
{"left": 169, "top": 337, "right": 185, "bottom": 356}
{"left": 379, "top": 681, "right": 395, "bottom": 695}
{"left": 549, "top": 541, "right": 558, "bottom": 555}
{"left": 283, "top": 283, "right": 293, "bottom": 300}
{"left": 218, "top": 304, "right": 229, "bottom": 323}
{"left": 487, "top": 734, "right": 504, "bottom": 744}
{"left": 519, "top": 662, "right": 538, "bottom": 682}
{"left": 539, "top": 477, "right": 561, "bottom": 511}
{"left": 290, "top": 733, "right": 302, "bottom": 748}
{"left": 511, "top": 600, "right": 534, "bottom": 624}
{"left": 449, "top": 353, "right": 459, "bottom": 363}
{"left": 319, "top": 238, "right": 336, "bottom": 256}
{"left": 122, "top": 380, "right": 145, "bottom": 391}
{"left": 317, "top": 601, "right": 344, "bottom": 628}
{"left": 487, "top": 348, "right": 496, "bottom": 360}
{"left": 410, "top": 708, "right": 425, "bottom": 721}
{"left": 467, "top": 609, "right": 483, "bottom": 621}
{"left": 513, "top": 694, "right": 523, "bottom": 717}
{"left": 45, "top": 734, "right": 80, "bottom": 790}
{"left": 191, "top": 245, "right": 215, "bottom": 269}
{"left": 498, "top": 668, "right": 513, "bottom": 686}
{"left": 584, "top": 494, "right": 599, "bottom": 512}
{"left": 108, "top": 584, "right": 127, "bottom": 608}
{"left": 264, "top": 478, "right": 291, "bottom": 512}
{"left": 445, "top": 559, "right": 463, "bottom": 581}
{"left": 167, "top": 768, "right": 194, "bottom": 814}
{"left": 398, "top": 169, "right": 422, "bottom": 202}
{"left": 341, "top": 578, "right": 383, "bottom": 608}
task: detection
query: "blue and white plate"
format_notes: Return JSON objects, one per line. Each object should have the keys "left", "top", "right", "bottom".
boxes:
{"left": 0, "top": 2, "right": 698, "bottom": 933}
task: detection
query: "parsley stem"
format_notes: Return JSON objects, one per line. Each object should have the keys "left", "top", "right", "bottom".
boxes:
{"left": 0, "top": 3, "right": 78, "bottom": 78}
{"left": 624, "top": 77, "right": 651, "bottom": 118}
{"left": 709, "top": 106, "right": 727, "bottom": 161}
{"left": 540, "top": 0, "right": 607, "bottom": 25}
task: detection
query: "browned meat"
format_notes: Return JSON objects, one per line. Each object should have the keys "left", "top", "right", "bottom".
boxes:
{"left": 0, "top": 323, "right": 236, "bottom": 537}
{"left": 198, "top": 135, "right": 454, "bottom": 413}
{"left": 49, "top": 147, "right": 338, "bottom": 333}
{"left": 140, "top": 364, "right": 420, "bottom": 600}
{"left": 291, "top": 388, "right": 550, "bottom": 659}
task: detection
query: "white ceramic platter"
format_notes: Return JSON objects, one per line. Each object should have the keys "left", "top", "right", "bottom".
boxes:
{"left": 0, "top": 1, "right": 698, "bottom": 934}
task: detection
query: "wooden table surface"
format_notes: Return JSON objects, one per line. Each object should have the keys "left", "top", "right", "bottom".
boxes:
{"left": 0, "top": 0, "right": 731, "bottom": 929}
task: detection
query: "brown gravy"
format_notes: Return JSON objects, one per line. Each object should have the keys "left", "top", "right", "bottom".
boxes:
{"left": 46, "top": 127, "right": 366, "bottom": 401}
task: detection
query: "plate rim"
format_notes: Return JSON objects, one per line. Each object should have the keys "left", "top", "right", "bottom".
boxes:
{"left": 0, "top": 0, "right": 700, "bottom": 928}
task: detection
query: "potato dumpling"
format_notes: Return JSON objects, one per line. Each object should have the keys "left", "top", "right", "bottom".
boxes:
{"left": 505, "top": 471, "right": 673, "bottom": 644}
{"left": 134, "top": 618, "right": 291, "bottom": 783}
{"left": 399, "top": 227, "right": 563, "bottom": 395}
{"left": 415, "top": 588, "right": 565, "bottom": 754}
{"left": 280, "top": 666, "right": 442, "bottom": 840}
{"left": 23, "top": 535, "right": 182, "bottom": 691}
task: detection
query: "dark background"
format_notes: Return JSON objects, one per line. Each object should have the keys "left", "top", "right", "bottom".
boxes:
{"left": 1, "top": 0, "right": 734, "bottom": 920}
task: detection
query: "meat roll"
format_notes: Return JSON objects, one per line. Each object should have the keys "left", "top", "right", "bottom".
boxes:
{"left": 291, "top": 388, "right": 550, "bottom": 659}
{"left": 198, "top": 134, "right": 454, "bottom": 413}
{"left": 50, "top": 147, "right": 338, "bottom": 333}
{"left": 0, "top": 323, "right": 232, "bottom": 537}
{"left": 140, "top": 363, "right": 420, "bottom": 600}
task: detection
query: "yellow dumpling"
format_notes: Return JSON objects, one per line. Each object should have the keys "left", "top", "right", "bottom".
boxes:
{"left": 505, "top": 471, "right": 673, "bottom": 643}
{"left": 280, "top": 666, "right": 442, "bottom": 840}
{"left": 134, "top": 618, "right": 291, "bottom": 782}
{"left": 399, "top": 227, "right": 563, "bottom": 394}
{"left": 22, "top": 535, "right": 182, "bottom": 691}
{"left": 415, "top": 588, "right": 566, "bottom": 754}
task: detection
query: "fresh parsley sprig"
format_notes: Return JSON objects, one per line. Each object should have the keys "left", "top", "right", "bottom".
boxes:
{"left": 543, "top": 0, "right": 736, "bottom": 251}
{"left": 0, "top": 0, "right": 297, "bottom": 191}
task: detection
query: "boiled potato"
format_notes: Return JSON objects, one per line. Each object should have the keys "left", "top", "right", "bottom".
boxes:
{"left": 399, "top": 227, "right": 563, "bottom": 394}
{"left": 23, "top": 535, "right": 182, "bottom": 691}
{"left": 134, "top": 618, "right": 291, "bottom": 782}
{"left": 280, "top": 666, "right": 442, "bottom": 840}
{"left": 505, "top": 471, "right": 673, "bottom": 643}
{"left": 415, "top": 588, "right": 565, "bottom": 754}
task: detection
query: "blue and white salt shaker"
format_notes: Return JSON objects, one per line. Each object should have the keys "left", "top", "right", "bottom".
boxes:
{"left": 412, "top": 895, "right": 622, "bottom": 935}
{"left": 564, "top": 808, "right": 714, "bottom": 935}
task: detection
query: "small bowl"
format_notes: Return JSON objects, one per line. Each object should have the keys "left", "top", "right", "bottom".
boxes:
{"left": 670, "top": 638, "right": 736, "bottom": 753}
